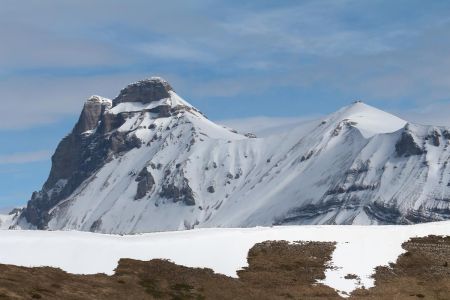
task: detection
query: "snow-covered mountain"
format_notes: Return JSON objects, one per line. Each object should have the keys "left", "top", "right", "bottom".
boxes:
{"left": 11, "top": 77, "right": 450, "bottom": 233}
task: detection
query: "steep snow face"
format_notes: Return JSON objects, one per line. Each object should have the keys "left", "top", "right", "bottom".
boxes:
{"left": 13, "top": 78, "right": 450, "bottom": 233}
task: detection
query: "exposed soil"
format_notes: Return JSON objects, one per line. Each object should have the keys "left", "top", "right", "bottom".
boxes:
{"left": 0, "top": 236, "right": 448, "bottom": 299}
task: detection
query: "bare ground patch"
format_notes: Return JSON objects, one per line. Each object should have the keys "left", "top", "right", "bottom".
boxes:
{"left": 0, "top": 236, "right": 448, "bottom": 299}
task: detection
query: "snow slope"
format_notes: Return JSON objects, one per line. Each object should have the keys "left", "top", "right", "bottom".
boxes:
{"left": 0, "top": 222, "right": 449, "bottom": 296}
{"left": 13, "top": 78, "right": 450, "bottom": 233}
{"left": 0, "top": 214, "right": 14, "bottom": 229}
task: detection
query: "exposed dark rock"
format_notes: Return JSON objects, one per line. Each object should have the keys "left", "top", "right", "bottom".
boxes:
{"left": 395, "top": 131, "right": 424, "bottom": 157}
{"left": 274, "top": 199, "right": 344, "bottom": 225}
{"left": 326, "top": 184, "right": 378, "bottom": 195}
{"left": 160, "top": 178, "right": 196, "bottom": 206}
{"left": 427, "top": 130, "right": 441, "bottom": 147}
{"left": 363, "top": 201, "right": 402, "bottom": 224}
{"left": 113, "top": 78, "right": 173, "bottom": 106}
{"left": 300, "top": 151, "right": 314, "bottom": 162}
{"left": 74, "top": 97, "right": 111, "bottom": 134}
{"left": 344, "top": 274, "right": 359, "bottom": 280}
{"left": 148, "top": 105, "right": 172, "bottom": 118}
{"left": 442, "top": 130, "right": 450, "bottom": 140}
{"left": 110, "top": 132, "right": 142, "bottom": 154}
{"left": 207, "top": 186, "right": 215, "bottom": 193}
{"left": 134, "top": 168, "right": 155, "bottom": 200}
{"left": 98, "top": 112, "right": 127, "bottom": 134}
{"left": 89, "top": 219, "right": 102, "bottom": 232}
{"left": 245, "top": 133, "right": 257, "bottom": 138}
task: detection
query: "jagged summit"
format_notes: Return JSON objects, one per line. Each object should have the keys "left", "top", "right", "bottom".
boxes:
{"left": 87, "top": 95, "right": 112, "bottom": 105}
{"left": 113, "top": 77, "right": 174, "bottom": 106}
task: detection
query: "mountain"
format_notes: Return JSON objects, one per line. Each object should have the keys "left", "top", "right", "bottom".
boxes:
{"left": 11, "top": 77, "right": 450, "bottom": 233}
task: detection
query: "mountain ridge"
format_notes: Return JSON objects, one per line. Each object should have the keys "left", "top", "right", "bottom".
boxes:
{"left": 9, "top": 77, "right": 450, "bottom": 233}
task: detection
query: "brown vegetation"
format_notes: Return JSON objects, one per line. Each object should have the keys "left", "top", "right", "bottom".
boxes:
{"left": 352, "top": 235, "right": 450, "bottom": 299}
{"left": 0, "top": 236, "right": 448, "bottom": 299}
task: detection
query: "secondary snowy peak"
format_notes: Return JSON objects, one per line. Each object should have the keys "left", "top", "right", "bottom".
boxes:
{"left": 324, "top": 101, "right": 407, "bottom": 138}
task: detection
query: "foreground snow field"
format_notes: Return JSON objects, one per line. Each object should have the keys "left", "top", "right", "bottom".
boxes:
{"left": 1, "top": 222, "right": 449, "bottom": 296}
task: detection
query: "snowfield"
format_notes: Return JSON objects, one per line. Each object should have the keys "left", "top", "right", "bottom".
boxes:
{"left": 1, "top": 222, "right": 449, "bottom": 296}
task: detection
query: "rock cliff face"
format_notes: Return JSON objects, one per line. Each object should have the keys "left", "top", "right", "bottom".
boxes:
{"left": 134, "top": 167, "right": 155, "bottom": 200}
{"left": 13, "top": 77, "right": 450, "bottom": 233}
{"left": 113, "top": 78, "right": 173, "bottom": 105}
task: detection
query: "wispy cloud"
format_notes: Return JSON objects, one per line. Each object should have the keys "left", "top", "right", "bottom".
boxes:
{"left": 136, "top": 41, "right": 214, "bottom": 61}
{"left": 218, "top": 115, "right": 321, "bottom": 137}
{"left": 398, "top": 102, "right": 450, "bottom": 127}
{"left": 0, "top": 150, "right": 51, "bottom": 165}
{"left": 0, "top": 0, "right": 450, "bottom": 131}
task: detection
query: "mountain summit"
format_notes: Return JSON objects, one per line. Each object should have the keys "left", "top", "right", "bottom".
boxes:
{"left": 113, "top": 77, "right": 174, "bottom": 105}
{"left": 11, "top": 78, "right": 450, "bottom": 233}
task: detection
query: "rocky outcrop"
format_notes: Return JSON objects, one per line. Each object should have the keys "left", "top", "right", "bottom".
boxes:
{"left": 110, "top": 132, "right": 142, "bottom": 154}
{"left": 395, "top": 130, "right": 424, "bottom": 157}
{"left": 134, "top": 168, "right": 155, "bottom": 200}
{"left": 363, "top": 201, "right": 402, "bottom": 224}
{"left": 74, "top": 96, "right": 111, "bottom": 134}
{"left": 274, "top": 199, "right": 344, "bottom": 225}
{"left": 427, "top": 129, "right": 441, "bottom": 147}
{"left": 89, "top": 219, "right": 102, "bottom": 232}
{"left": 160, "top": 178, "right": 196, "bottom": 206}
{"left": 113, "top": 77, "right": 173, "bottom": 105}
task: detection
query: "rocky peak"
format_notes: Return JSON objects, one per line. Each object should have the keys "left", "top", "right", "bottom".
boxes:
{"left": 113, "top": 77, "right": 174, "bottom": 106}
{"left": 74, "top": 95, "right": 112, "bottom": 134}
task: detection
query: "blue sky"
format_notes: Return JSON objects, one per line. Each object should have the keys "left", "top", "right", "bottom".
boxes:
{"left": 1, "top": 0, "right": 450, "bottom": 210}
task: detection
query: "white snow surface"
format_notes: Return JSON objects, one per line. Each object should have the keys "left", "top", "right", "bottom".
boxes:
{"left": 0, "top": 214, "right": 14, "bottom": 229}
{"left": 328, "top": 101, "right": 406, "bottom": 138}
{"left": 1, "top": 222, "right": 449, "bottom": 296}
